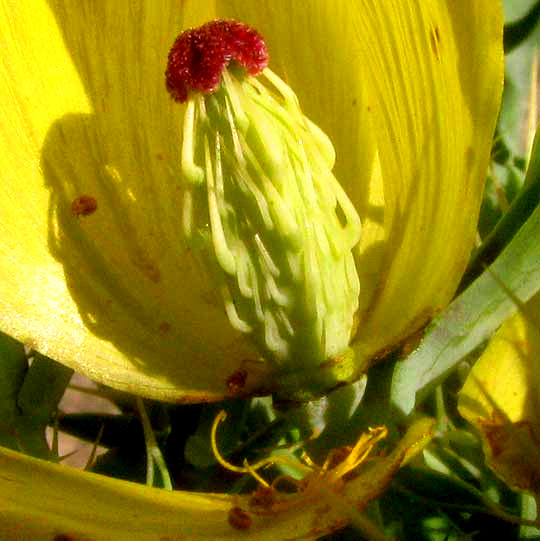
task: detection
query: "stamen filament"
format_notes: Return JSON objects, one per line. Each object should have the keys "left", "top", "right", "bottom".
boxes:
{"left": 211, "top": 410, "right": 298, "bottom": 480}
{"left": 331, "top": 426, "right": 388, "bottom": 481}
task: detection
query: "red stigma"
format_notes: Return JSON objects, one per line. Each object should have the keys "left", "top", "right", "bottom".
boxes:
{"left": 166, "top": 20, "right": 268, "bottom": 103}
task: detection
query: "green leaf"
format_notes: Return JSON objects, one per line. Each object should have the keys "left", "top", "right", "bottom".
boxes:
{"left": 391, "top": 133, "right": 540, "bottom": 416}
{"left": 461, "top": 128, "right": 540, "bottom": 289}
{"left": 504, "top": 0, "right": 540, "bottom": 53}
{"left": 17, "top": 353, "right": 73, "bottom": 427}
{"left": 0, "top": 332, "right": 28, "bottom": 449}
{"left": 0, "top": 340, "right": 72, "bottom": 458}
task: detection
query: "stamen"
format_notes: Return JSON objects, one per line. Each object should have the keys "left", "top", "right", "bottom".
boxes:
{"left": 210, "top": 410, "right": 296, "bottom": 481}
{"left": 211, "top": 410, "right": 388, "bottom": 501}
{"left": 242, "top": 459, "right": 271, "bottom": 488}
{"left": 330, "top": 426, "right": 388, "bottom": 481}
{"left": 168, "top": 20, "right": 363, "bottom": 397}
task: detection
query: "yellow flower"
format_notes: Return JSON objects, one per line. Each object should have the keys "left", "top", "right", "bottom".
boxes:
{"left": 0, "top": 1, "right": 504, "bottom": 402}
{"left": 0, "top": 1, "right": 504, "bottom": 537}
{"left": 458, "top": 292, "right": 540, "bottom": 497}
{"left": 0, "top": 415, "right": 435, "bottom": 539}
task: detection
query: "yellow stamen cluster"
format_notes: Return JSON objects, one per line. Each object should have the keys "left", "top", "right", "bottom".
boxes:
{"left": 211, "top": 410, "right": 387, "bottom": 514}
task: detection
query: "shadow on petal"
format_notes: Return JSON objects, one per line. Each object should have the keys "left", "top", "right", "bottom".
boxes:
{"left": 38, "top": 2, "right": 271, "bottom": 401}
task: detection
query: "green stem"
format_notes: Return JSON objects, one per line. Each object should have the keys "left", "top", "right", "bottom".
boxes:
{"left": 136, "top": 397, "right": 172, "bottom": 490}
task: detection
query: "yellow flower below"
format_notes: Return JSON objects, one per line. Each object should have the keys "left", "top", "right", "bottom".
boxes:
{"left": 458, "top": 294, "right": 540, "bottom": 496}
{"left": 0, "top": 417, "right": 435, "bottom": 539}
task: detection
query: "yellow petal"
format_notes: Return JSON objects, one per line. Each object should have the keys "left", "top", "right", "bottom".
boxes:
{"left": 0, "top": 443, "right": 334, "bottom": 540}
{"left": 0, "top": 418, "right": 434, "bottom": 539}
{"left": 0, "top": 2, "right": 276, "bottom": 401}
{"left": 207, "top": 1, "right": 504, "bottom": 367}
{"left": 196, "top": 0, "right": 504, "bottom": 366}
{"left": 458, "top": 294, "right": 540, "bottom": 495}
{"left": 348, "top": 1, "right": 504, "bottom": 363}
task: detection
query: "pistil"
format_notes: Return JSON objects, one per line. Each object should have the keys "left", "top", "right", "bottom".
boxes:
{"left": 166, "top": 20, "right": 362, "bottom": 396}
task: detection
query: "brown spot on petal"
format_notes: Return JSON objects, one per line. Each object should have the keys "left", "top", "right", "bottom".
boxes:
{"left": 228, "top": 506, "right": 252, "bottom": 530}
{"left": 71, "top": 195, "right": 97, "bottom": 217}
{"left": 479, "top": 416, "right": 540, "bottom": 493}
{"left": 430, "top": 25, "right": 441, "bottom": 60}
{"left": 249, "top": 485, "right": 278, "bottom": 513}
{"left": 465, "top": 146, "right": 476, "bottom": 172}
{"left": 158, "top": 322, "right": 171, "bottom": 334}
{"left": 132, "top": 251, "right": 161, "bottom": 283}
{"left": 226, "top": 368, "right": 248, "bottom": 394}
